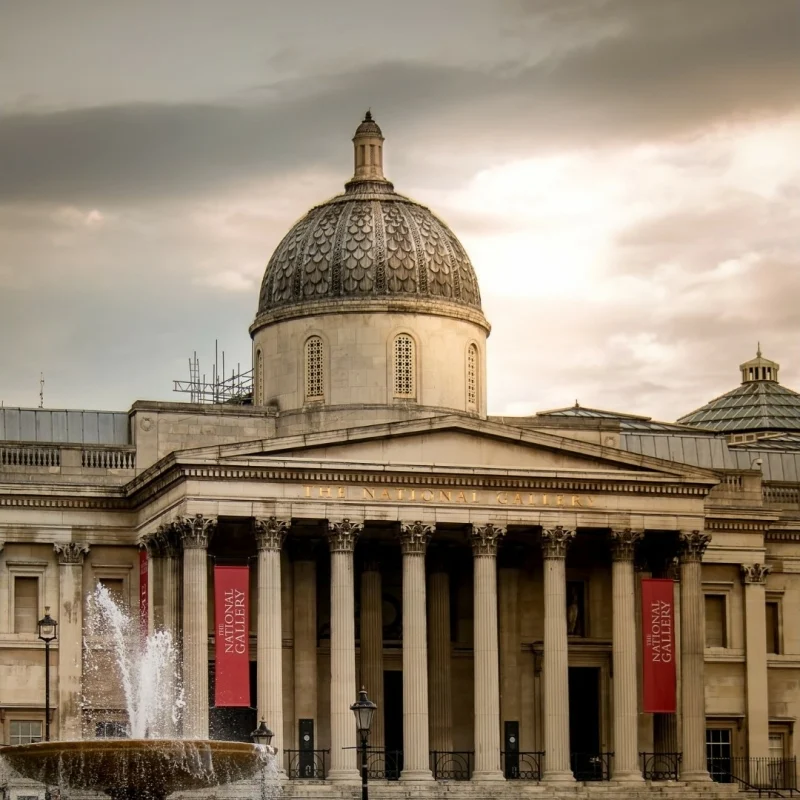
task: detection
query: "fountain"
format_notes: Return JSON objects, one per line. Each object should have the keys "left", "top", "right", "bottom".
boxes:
{"left": 0, "top": 585, "right": 275, "bottom": 800}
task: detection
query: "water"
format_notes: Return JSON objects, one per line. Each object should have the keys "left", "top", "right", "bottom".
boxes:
{"left": 83, "top": 584, "right": 185, "bottom": 739}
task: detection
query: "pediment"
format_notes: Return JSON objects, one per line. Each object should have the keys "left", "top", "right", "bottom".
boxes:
{"left": 185, "top": 415, "right": 719, "bottom": 485}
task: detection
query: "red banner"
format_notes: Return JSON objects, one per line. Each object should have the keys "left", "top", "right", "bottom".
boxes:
{"left": 214, "top": 566, "right": 250, "bottom": 707}
{"left": 642, "top": 578, "right": 676, "bottom": 713}
{"left": 139, "top": 548, "right": 149, "bottom": 638}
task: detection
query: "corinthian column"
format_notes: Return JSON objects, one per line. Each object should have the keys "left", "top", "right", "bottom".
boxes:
{"left": 328, "top": 519, "right": 362, "bottom": 783}
{"left": 54, "top": 541, "right": 89, "bottom": 740}
{"left": 741, "top": 563, "right": 771, "bottom": 760}
{"left": 255, "top": 517, "right": 289, "bottom": 764}
{"left": 399, "top": 522, "right": 434, "bottom": 781}
{"left": 609, "top": 529, "right": 644, "bottom": 782}
{"left": 471, "top": 522, "right": 505, "bottom": 781}
{"left": 177, "top": 513, "right": 216, "bottom": 739}
{"left": 679, "top": 530, "right": 712, "bottom": 781}
{"left": 359, "top": 548, "right": 384, "bottom": 750}
{"left": 541, "top": 525, "right": 576, "bottom": 783}
{"left": 427, "top": 548, "right": 453, "bottom": 753}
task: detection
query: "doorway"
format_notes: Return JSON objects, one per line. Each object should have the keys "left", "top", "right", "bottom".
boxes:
{"left": 568, "top": 666, "right": 602, "bottom": 780}
{"left": 383, "top": 670, "right": 403, "bottom": 779}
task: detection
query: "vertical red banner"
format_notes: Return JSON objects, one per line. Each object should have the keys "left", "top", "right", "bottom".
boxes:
{"left": 139, "top": 548, "right": 149, "bottom": 638}
{"left": 214, "top": 566, "right": 250, "bottom": 707}
{"left": 642, "top": 578, "right": 677, "bottom": 713}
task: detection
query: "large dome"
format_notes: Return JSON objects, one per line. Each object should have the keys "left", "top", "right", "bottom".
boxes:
{"left": 254, "top": 113, "right": 483, "bottom": 325}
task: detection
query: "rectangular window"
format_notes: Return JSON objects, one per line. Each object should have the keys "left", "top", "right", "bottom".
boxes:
{"left": 766, "top": 601, "right": 781, "bottom": 654}
{"left": 705, "top": 594, "right": 727, "bottom": 648}
{"left": 14, "top": 576, "right": 38, "bottom": 634}
{"left": 10, "top": 720, "right": 43, "bottom": 745}
{"left": 706, "top": 728, "right": 732, "bottom": 782}
{"left": 99, "top": 578, "right": 125, "bottom": 607}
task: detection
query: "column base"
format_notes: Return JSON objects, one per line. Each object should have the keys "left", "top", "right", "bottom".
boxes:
{"left": 400, "top": 769, "right": 434, "bottom": 782}
{"left": 680, "top": 769, "right": 713, "bottom": 782}
{"left": 612, "top": 770, "right": 645, "bottom": 783}
{"left": 542, "top": 769, "right": 576, "bottom": 783}
{"left": 471, "top": 770, "right": 505, "bottom": 782}
{"left": 327, "top": 769, "right": 362, "bottom": 784}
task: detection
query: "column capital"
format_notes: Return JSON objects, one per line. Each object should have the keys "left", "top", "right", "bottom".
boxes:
{"left": 400, "top": 521, "right": 434, "bottom": 555}
{"left": 328, "top": 518, "right": 363, "bottom": 552}
{"left": 679, "top": 530, "right": 711, "bottom": 563}
{"left": 541, "top": 526, "right": 575, "bottom": 559}
{"left": 255, "top": 517, "right": 290, "bottom": 551}
{"left": 54, "top": 541, "right": 89, "bottom": 565}
{"left": 176, "top": 513, "right": 217, "bottom": 549}
{"left": 609, "top": 528, "right": 643, "bottom": 562}
{"left": 471, "top": 523, "right": 505, "bottom": 556}
{"left": 139, "top": 531, "right": 165, "bottom": 558}
{"left": 741, "top": 563, "right": 771, "bottom": 585}
{"left": 156, "top": 523, "right": 183, "bottom": 557}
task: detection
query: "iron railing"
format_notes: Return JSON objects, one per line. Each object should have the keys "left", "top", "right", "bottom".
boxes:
{"left": 708, "top": 756, "right": 797, "bottom": 792}
{"left": 365, "top": 748, "right": 403, "bottom": 781}
{"left": 430, "top": 750, "right": 473, "bottom": 780}
{"left": 640, "top": 752, "right": 681, "bottom": 781}
{"left": 571, "top": 751, "right": 613, "bottom": 781}
{"left": 502, "top": 750, "right": 544, "bottom": 780}
{"left": 284, "top": 749, "right": 329, "bottom": 779}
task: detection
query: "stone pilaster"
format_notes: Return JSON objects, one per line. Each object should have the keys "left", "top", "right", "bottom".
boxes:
{"left": 158, "top": 524, "right": 183, "bottom": 651}
{"left": 610, "top": 529, "right": 644, "bottom": 781}
{"left": 176, "top": 513, "right": 216, "bottom": 739}
{"left": 54, "top": 541, "right": 89, "bottom": 740}
{"left": 742, "top": 563, "right": 771, "bottom": 759}
{"left": 541, "top": 525, "right": 576, "bottom": 783}
{"left": 359, "top": 548, "right": 384, "bottom": 750}
{"left": 140, "top": 532, "right": 162, "bottom": 633}
{"left": 679, "top": 530, "right": 712, "bottom": 781}
{"left": 292, "top": 540, "right": 318, "bottom": 747}
{"left": 328, "top": 519, "right": 362, "bottom": 783}
{"left": 255, "top": 517, "right": 289, "bottom": 763}
{"left": 427, "top": 549, "right": 453, "bottom": 753}
{"left": 399, "top": 522, "right": 434, "bottom": 780}
{"left": 471, "top": 522, "right": 505, "bottom": 781}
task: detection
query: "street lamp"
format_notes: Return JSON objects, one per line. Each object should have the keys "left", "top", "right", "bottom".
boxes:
{"left": 37, "top": 607, "right": 58, "bottom": 742}
{"left": 350, "top": 688, "right": 376, "bottom": 800}
{"left": 250, "top": 719, "right": 274, "bottom": 748}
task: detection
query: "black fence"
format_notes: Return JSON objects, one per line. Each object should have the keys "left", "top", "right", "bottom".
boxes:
{"left": 640, "top": 752, "right": 682, "bottom": 781}
{"left": 571, "top": 752, "right": 613, "bottom": 781}
{"left": 365, "top": 748, "right": 403, "bottom": 781}
{"left": 284, "top": 749, "right": 329, "bottom": 779}
{"left": 430, "top": 750, "right": 473, "bottom": 780}
{"left": 502, "top": 750, "right": 544, "bottom": 780}
{"left": 709, "top": 756, "right": 797, "bottom": 792}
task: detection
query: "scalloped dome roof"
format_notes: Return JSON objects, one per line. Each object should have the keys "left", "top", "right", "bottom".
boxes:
{"left": 254, "top": 113, "right": 483, "bottom": 323}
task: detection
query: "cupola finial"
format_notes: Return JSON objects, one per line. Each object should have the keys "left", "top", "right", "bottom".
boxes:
{"left": 347, "top": 110, "right": 390, "bottom": 189}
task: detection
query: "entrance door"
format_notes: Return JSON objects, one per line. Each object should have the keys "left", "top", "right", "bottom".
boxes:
{"left": 383, "top": 671, "right": 403, "bottom": 779}
{"left": 568, "top": 666, "right": 602, "bottom": 780}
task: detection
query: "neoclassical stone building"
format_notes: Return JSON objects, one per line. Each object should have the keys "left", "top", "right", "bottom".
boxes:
{"left": 2, "top": 114, "right": 800, "bottom": 799}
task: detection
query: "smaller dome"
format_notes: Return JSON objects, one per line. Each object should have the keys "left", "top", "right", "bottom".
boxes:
{"left": 354, "top": 110, "right": 383, "bottom": 138}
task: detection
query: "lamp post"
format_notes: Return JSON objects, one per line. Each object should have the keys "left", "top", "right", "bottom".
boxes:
{"left": 37, "top": 607, "right": 58, "bottom": 742}
{"left": 351, "top": 688, "right": 377, "bottom": 800}
{"left": 251, "top": 719, "right": 274, "bottom": 748}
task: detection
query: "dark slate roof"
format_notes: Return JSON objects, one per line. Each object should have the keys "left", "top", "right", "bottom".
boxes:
{"left": 536, "top": 404, "right": 712, "bottom": 433}
{"left": 677, "top": 381, "right": 800, "bottom": 433}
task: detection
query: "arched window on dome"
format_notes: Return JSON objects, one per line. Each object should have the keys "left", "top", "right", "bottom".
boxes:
{"left": 255, "top": 348, "right": 264, "bottom": 405}
{"left": 466, "top": 343, "right": 479, "bottom": 412}
{"left": 393, "top": 334, "right": 416, "bottom": 399}
{"left": 304, "top": 336, "right": 325, "bottom": 402}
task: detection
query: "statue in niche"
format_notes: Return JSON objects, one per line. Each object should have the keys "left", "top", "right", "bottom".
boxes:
{"left": 567, "top": 581, "right": 585, "bottom": 636}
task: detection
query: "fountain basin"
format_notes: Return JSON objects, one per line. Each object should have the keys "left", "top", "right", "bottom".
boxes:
{"left": 0, "top": 738, "right": 270, "bottom": 800}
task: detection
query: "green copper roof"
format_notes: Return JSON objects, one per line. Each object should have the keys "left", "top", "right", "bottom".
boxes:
{"left": 677, "top": 380, "right": 800, "bottom": 433}
{"left": 536, "top": 404, "right": 712, "bottom": 433}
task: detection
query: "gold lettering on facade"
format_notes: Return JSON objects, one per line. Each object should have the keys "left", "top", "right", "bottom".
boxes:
{"left": 301, "top": 485, "right": 597, "bottom": 507}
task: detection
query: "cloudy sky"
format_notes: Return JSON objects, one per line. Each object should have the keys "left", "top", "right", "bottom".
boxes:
{"left": 1, "top": 0, "right": 798, "bottom": 421}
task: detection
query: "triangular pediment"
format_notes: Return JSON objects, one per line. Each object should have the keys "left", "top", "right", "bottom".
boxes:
{"left": 179, "top": 415, "right": 719, "bottom": 485}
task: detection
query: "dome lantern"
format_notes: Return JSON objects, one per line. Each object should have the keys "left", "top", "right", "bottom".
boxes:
{"left": 346, "top": 110, "right": 392, "bottom": 189}
{"left": 740, "top": 344, "right": 780, "bottom": 384}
